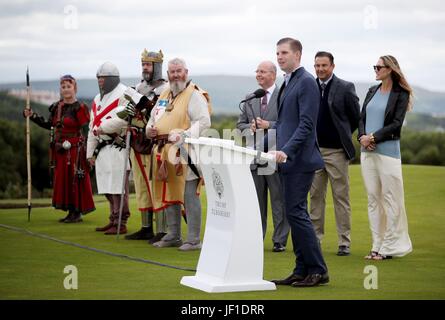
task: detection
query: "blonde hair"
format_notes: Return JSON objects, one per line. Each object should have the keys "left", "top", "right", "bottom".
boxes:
{"left": 380, "top": 55, "right": 414, "bottom": 111}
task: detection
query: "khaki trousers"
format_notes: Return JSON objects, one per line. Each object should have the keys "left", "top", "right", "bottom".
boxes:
{"left": 310, "top": 148, "right": 351, "bottom": 247}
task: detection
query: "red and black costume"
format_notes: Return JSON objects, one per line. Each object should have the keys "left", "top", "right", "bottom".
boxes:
{"left": 30, "top": 100, "right": 95, "bottom": 220}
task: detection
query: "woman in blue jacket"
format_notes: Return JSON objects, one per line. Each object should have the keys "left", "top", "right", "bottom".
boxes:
{"left": 358, "top": 55, "right": 413, "bottom": 260}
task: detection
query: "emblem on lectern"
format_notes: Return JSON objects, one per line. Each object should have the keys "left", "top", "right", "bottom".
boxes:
{"left": 211, "top": 168, "right": 224, "bottom": 199}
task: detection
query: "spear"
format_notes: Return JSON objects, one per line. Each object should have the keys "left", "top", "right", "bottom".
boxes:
{"left": 25, "top": 67, "right": 32, "bottom": 221}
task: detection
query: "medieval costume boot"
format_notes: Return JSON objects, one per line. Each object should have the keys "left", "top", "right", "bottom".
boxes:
{"left": 95, "top": 221, "right": 114, "bottom": 231}
{"left": 148, "top": 209, "right": 168, "bottom": 244}
{"left": 125, "top": 211, "right": 154, "bottom": 240}
{"left": 152, "top": 205, "right": 182, "bottom": 247}
{"left": 148, "top": 232, "right": 167, "bottom": 244}
{"left": 96, "top": 203, "right": 118, "bottom": 231}
{"left": 64, "top": 211, "right": 83, "bottom": 223}
{"left": 104, "top": 224, "right": 128, "bottom": 235}
{"left": 59, "top": 211, "right": 73, "bottom": 223}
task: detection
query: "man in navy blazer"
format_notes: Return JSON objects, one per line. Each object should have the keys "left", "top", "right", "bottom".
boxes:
{"left": 268, "top": 37, "right": 329, "bottom": 287}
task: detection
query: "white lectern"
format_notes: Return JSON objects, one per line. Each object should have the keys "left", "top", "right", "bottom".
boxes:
{"left": 180, "top": 137, "right": 277, "bottom": 293}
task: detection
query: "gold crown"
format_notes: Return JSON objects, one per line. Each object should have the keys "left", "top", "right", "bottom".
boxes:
{"left": 141, "top": 49, "right": 164, "bottom": 63}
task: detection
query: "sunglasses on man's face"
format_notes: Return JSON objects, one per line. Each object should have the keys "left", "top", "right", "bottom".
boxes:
{"left": 373, "top": 65, "right": 388, "bottom": 72}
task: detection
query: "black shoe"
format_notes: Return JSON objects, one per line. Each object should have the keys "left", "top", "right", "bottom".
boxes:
{"left": 272, "top": 243, "right": 286, "bottom": 252}
{"left": 291, "top": 273, "right": 329, "bottom": 287}
{"left": 59, "top": 212, "right": 73, "bottom": 223}
{"left": 337, "top": 245, "right": 350, "bottom": 256}
{"left": 148, "top": 232, "right": 167, "bottom": 244}
{"left": 64, "top": 212, "right": 83, "bottom": 223}
{"left": 125, "top": 227, "right": 154, "bottom": 240}
{"left": 271, "top": 273, "right": 306, "bottom": 285}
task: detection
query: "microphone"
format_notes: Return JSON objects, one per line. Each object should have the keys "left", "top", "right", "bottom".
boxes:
{"left": 238, "top": 88, "right": 267, "bottom": 148}
{"left": 240, "top": 88, "right": 266, "bottom": 103}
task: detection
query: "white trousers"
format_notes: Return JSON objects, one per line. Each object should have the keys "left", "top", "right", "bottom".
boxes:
{"left": 360, "top": 152, "right": 412, "bottom": 257}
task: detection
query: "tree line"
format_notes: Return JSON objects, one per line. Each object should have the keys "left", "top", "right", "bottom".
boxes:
{"left": 0, "top": 93, "right": 444, "bottom": 198}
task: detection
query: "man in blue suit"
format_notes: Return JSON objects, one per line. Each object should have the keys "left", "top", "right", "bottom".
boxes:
{"left": 268, "top": 37, "right": 329, "bottom": 287}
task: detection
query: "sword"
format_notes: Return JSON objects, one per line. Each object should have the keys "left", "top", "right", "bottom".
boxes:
{"left": 116, "top": 94, "right": 135, "bottom": 239}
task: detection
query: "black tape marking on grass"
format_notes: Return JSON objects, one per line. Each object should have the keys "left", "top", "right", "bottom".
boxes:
{"left": 0, "top": 223, "right": 196, "bottom": 272}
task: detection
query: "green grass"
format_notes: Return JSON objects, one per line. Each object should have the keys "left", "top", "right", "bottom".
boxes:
{"left": 0, "top": 165, "right": 444, "bottom": 299}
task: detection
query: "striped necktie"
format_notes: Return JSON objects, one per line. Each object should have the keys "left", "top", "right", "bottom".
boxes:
{"left": 261, "top": 91, "right": 268, "bottom": 114}
{"left": 320, "top": 82, "right": 327, "bottom": 97}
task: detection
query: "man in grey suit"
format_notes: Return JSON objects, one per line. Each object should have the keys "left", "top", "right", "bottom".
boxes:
{"left": 236, "top": 60, "right": 290, "bottom": 252}
{"left": 309, "top": 51, "right": 361, "bottom": 256}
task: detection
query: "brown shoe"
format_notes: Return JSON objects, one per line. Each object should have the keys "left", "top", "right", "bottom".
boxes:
{"left": 104, "top": 225, "right": 127, "bottom": 235}
{"left": 95, "top": 222, "right": 114, "bottom": 232}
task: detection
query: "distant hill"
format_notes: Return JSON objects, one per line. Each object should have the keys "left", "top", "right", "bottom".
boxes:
{"left": 405, "top": 113, "right": 445, "bottom": 132}
{"left": 0, "top": 91, "right": 48, "bottom": 122}
{"left": 2, "top": 90, "right": 445, "bottom": 133}
{"left": 1, "top": 75, "right": 444, "bottom": 116}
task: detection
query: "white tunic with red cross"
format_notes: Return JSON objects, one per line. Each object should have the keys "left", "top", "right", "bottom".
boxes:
{"left": 86, "top": 83, "right": 130, "bottom": 194}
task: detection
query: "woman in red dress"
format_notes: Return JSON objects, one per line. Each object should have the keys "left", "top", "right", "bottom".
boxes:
{"left": 24, "top": 75, "right": 95, "bottom": 222}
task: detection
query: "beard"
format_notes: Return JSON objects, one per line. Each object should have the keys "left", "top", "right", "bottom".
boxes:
{"left": 170, "top": 80, "right": 187, "bottom": 96}
{"left": 142, "top": 71, "right": 152, "bottom": 82}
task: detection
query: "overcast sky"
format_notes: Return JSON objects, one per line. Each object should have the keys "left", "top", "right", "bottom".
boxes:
{"left": 0, "top": 0, "right": 444, "bottom": 91}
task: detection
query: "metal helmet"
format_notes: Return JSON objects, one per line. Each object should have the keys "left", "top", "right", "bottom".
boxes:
{"left": 96, "top": 61, "right": 120, "bottom": 77}
{"left": 141, "top": 49, "right": 164, "bottom": 83}
{"left": 96, "top": 62, "right": 120, "bottom": 96}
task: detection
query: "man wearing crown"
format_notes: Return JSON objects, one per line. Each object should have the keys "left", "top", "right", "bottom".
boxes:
{"left": 122, "top": 49, "right": 170, "bottom": 243}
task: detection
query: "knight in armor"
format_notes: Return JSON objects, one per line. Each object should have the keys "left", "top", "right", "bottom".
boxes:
{"left": 23, "top": 75, "right": 95, "bottom": 223}
{"left": 86, "top": 62, "right": 132, "bottom": 235}
{"left": 118, "top": 49, "right": 170, "bottom": 242}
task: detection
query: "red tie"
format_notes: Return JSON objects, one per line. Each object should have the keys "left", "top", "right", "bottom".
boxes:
{"left": 261, "top": 92, "right": 268, "bottom": 114}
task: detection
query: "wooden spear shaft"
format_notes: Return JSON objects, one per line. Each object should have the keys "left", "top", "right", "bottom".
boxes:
{"left": 26, "top": 67, "right": 32, "bottom": 222}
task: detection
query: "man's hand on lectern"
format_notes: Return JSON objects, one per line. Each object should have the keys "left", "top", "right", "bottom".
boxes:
{"left": 269, "top": 150, "right": 287, "bottom": 163}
